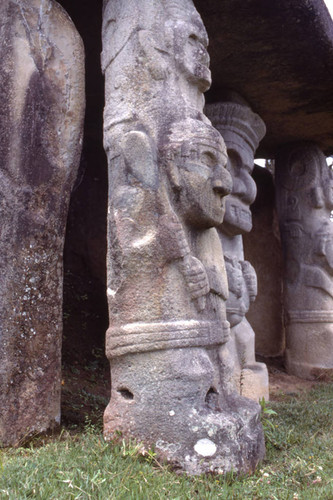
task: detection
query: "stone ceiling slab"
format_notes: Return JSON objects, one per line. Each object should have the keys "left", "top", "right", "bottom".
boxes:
{"left": 196, "top": 0, "right": 333, "bottom": 156}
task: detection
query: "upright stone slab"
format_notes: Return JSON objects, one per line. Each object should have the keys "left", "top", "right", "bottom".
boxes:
{"left": 207, "top": 98, "right": 269, "bottom": 401}
{"left": 0, "top": 0, "right": 85, "bottom": 446}
{"left": 103, "top": 0, "right": 264, "bottom": 474}
{"left": 276, "top": 143, "right": 333, "bottom": 379}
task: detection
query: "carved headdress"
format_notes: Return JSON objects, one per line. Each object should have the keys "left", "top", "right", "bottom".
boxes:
{"left": 206, "top": 100, "right": 266, "bottom": 158}
{"left": 164, "top": 117, "right": 227, "bottom": 160}
{"left": 276, "top": 143, "right": 326, "bottom": 191}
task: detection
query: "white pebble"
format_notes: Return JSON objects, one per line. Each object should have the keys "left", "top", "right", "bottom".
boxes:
{"left": 194, "top": 439, "right": 217, "bottom": 457}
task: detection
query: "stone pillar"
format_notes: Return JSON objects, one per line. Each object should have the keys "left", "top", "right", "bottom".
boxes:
{"left": 276, "top": 143, "right": 333, "bottom": 379}
{"left": 0, "top": 0, "right": 85, "bottom": 446}
{"left": 102, "top": 0, "right": 264, "bottom": 474}
{"left": 206, "top": 97, "right": 269, "bottom": 401}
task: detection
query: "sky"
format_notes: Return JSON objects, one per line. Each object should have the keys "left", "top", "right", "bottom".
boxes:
{"left": 324, "top": 0, "right": 333, "bottom": 17}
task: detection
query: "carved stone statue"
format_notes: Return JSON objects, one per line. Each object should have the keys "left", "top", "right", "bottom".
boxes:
{"left": 206, "top": 98, "right": 269, "bottom": 401}
{"left": 0, "top": 0, "right": 85, "bottom": 446}
{"left": 276, "top": 143, "right": 333, "bottom": 379}
{"left": 103, "top": 0, "right": 264, "bottom": 474}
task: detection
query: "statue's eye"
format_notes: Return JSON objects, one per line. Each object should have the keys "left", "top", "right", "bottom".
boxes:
{"left": 201, "top": 151, "right": 216, "bottom": 168}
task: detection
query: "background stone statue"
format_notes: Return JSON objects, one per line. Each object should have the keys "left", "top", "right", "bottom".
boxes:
{"left": 0, "top": 0, "right": 85, "bottom": 446}
{"left": 206, "top": 98, "right": 269, "bottom": 401}
{"left": 103, "top": 0, "right": 264, "bottom": 474}
{"left": 276, "top": 143, "right": 333, "bottom": 379}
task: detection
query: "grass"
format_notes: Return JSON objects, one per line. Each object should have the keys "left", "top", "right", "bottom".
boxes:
{"left": 0, "top": 384, "right": 332, "bottom": 499}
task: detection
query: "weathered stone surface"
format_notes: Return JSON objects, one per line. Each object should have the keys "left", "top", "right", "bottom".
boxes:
{"left": 243, "top": 166, "right": 284, "bottom": 358}
{"left": 0, "top": 0, "right": 85, "bottom": 446}
{"left": 103, "top": 0, "right": 264, "bottom": 474}
{"left": 197, "top": 0, "right": 333, "bottom": 157}
{"left": 276, "top": 143, "right": 333, "bottom": 379}
{"left": 207, "top": 97, "right": 269, "bottom": 401}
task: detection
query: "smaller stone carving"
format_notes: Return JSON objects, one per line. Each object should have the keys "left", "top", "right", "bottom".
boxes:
{"left": 276, "top": 143, "right": 333, "bottom": 379}
{"left": 206, "top": 98, "right": 269, "bottom": 401}
{"left": 162, "top": 118, "right": 232, "bottom": 328}
{"left": 102, "top": 0, "right": 211, "bottom": 152}
{"left": 164, "top": 2, "right": 212, "bottom": 112}
{"left": 224, "top": 258, "right": 257, "bottom": 329}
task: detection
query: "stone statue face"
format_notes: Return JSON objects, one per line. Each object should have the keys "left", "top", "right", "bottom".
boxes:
{"left": 277, "top": 146, "right": 333, "bottom": 212}
{"left": 222, "top": 148, "right": 257, "bottom": 235}
{"left": 167, "top": 126, "right": 231, "bottom": 228}
{"left": 171, "top": 14, "right": 211, "bottom": 92}
{"left": 225, "top": 259, "right": 257, "bottom": 327}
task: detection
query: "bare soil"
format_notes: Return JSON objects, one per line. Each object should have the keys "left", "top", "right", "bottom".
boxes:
{"left": 260, "top": 355, "right": 319, "bottom": 402}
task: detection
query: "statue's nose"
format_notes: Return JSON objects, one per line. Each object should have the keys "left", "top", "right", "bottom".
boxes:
{"left": 212, "top": 165, "right": 233, "bottom": 196}
{"left": 233, "top": 172, "right": 257, "bottom": 205}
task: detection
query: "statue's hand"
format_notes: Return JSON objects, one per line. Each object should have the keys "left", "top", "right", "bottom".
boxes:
{"left": 158, "top": 213, "right": 209, "bottom": 311}
{"left": 180, "top": 255, "right": 209, "bottom": 311}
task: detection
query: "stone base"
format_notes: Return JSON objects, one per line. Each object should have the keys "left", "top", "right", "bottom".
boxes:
{"left": 286, "top": 352, "right": 333, "bottom": 381}
{"left": 104, "top": 394, "right": 264, "bottom": 475}
{"left": 104, "top": 348, "right": 265, "bottom": 475}
{"left": 220, "top": 323, "right": 269, "bottom": 402}
{"left": 286, "top": 321, "right": 333, "bottom": 380}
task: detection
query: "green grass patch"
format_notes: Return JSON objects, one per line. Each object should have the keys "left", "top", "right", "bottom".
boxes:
{"left": 1, "top": 384, "right": 332, "bottom": 499}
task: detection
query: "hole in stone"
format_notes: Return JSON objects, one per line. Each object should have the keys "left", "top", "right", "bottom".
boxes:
{"left": 205, "top": 387, "right": 219, "bottom": 410}
{"left": 189, "top": 33, "right": 199, "bottom": 42}
{"left": 118, "top": 388, "right": 134, "bottom": 400}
